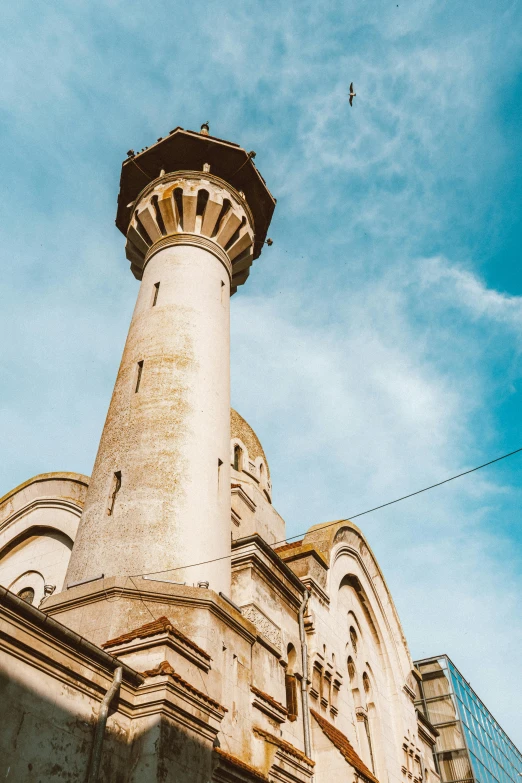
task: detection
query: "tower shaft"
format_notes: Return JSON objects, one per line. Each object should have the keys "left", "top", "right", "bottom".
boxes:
{"left": 66, "top": 166, "right": 262, "bottom": 594}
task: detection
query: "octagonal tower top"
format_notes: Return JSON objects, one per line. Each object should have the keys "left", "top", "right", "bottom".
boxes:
{"left": 116, "top": 125, "right": 276, "bottom": 289}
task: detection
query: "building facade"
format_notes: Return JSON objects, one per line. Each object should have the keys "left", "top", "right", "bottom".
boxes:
{"left": 1, "top": 124, "right": 443, "bottom": 782}
{"left": 414, "top": 656, "right": 522, "bottom": 783}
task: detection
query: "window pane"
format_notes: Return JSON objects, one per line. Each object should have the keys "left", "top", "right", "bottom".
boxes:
{"left": 436, "top": 723, "right": 466, "bottom": 752}
{"left": 437, "top": 750, "right": 473, "bottom": 782}
{"left": 427, "top": 696, "right": 458, "bottom": 725}
{"left": 423, "top": 673, "right": 452, "bottom": 699}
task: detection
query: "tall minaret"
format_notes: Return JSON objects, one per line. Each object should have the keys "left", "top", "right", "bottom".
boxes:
{"left": 65, "top": 125, "right": 275, "bottom": 595}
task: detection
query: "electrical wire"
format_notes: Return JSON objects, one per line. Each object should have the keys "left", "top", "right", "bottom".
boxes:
{"left": 130, "top": 445, "right": 522, "bottom": 579}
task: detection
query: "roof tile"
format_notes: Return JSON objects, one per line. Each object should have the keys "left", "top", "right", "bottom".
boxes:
{"left": 102, "top": 616, "right": 211, "bottom": 660}
{"left": 140, "top": 660, "right": 226, "bottom": 712}
{"left": 214, "top": 747, "right": 268, "bottom": 782}
{"left": 251, "top": 685, "right": 288, "bottom": 714}
{"left": 253, "top": 726, "right": 314, "bottom": 766}
{"left": 311, "top": 709, "right": 379, "bottom": 783}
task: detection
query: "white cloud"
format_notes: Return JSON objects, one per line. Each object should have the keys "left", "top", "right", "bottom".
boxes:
{"left": 0, "top": 0, "right": 521, "bottom": 746}
{"left": 231, "top": 256, "right": 522, "bottom": 739}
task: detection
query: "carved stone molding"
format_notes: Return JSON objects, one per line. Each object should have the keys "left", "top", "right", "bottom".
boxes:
{"left": 144, "top": 233, "right": 232, "bottom": 278}
{"left": 241, "top": 602, "right": 282, "bottom": 651}
{"left": 125, "top": 170, "right": 255, "bottom": 293}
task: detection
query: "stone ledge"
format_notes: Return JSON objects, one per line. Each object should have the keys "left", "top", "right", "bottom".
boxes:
{"left": 139, "top": 660, "right": 226, "bottom": 713}
{"left": 251, "top": 685, "right": 288, "bottom": 723}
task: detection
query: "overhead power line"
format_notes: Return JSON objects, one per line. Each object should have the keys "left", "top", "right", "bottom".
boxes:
{"left": 132, "top": 445, "right": 522, "bottom": 579}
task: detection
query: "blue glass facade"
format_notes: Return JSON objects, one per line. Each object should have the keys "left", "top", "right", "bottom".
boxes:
{"left": 414, "top": 656, "right": 521, "bottom": 783}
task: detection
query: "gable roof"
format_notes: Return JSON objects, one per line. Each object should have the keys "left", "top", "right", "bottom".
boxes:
{"left": 311, "top": 709, "right": 379, "bottom": 783}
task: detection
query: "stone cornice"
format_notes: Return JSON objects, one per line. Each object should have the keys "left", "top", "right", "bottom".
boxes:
{"left": 125, "top": 170, "right": 255, "bottom": 291}
{"left": 0, "top": 472, "right": 89, "bottom": 508}
{"left": 231, "top": 535, "right": 305, "bottom": 611}
{"left": 44, "top": 577, "right": 257, "bottom": 647}
{"left": 2, "top": 595, "right": 224, "bottom": 740}
{"left": 250, "top": 685, "right": 288, "bottom": 723}
{"left": 144, "top": 232, "right": 232, "bottom": 279}
{"left": 139, "top": 661, "right": 226, "bottom": 714}
{"left": 253, "top": 726, "right": 315, "bottom": 768}
{"left": 131, "top": 679, "right": 223, "bottom": 740}
{"left": 299, "top": 575, "right": 330, "bottom": 607}
{"left": 0, "top": 587, "right": 143, "bottom": 700}
{"left": 130, "top": 170, "right": 254, "bottom": 228}
{"left": 230, "top": 483, "right": 257, "bottom": 513}
{"left": 232, "top": 535, "right": 306, "bottom": 594}
{"left": 278, "top": 543, "right": 329, "bottom": 570}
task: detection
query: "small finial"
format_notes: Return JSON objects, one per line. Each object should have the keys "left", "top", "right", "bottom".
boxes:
{"left": 200, "top": 121, "right": 210, "bottom": 136}
{"left": 266, "top": 238, "right": 273, "bottom": 246}
{"left": 127, "top": 149, "right": 135, "bottom": 157}
{"left": 203, "top": 162, "right": 211, "bottom": 173}
{"left": 160, "top": 169, "right": 165, "bottom": 177}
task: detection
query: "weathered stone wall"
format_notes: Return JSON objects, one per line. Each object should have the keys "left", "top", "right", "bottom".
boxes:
{"left": 0, "top": 473, "right": 88, "bottom": 605}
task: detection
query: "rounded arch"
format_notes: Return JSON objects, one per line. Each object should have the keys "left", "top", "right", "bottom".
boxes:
{"left": 337, "top": 565, "right": 401, "bottom": 718}
{"left": 341, "top": 576, "right": 381, "bottom": 648}
{"left": 0, "top": 524, "right": 74, "bottom": 560}
{"left": 0, "top": 472, "right": 87, "bottom": 563}
{"left": 232, "top": 442, "right": 243, "bottom": 472}
{"left": 300, "top": 519, "right": 412, "bottom": 679}
{"left": 349, "top": 625, "right": 359, "bottom": 655}
{"left": 287, "top": 642, "right": 298, "bottom": 674}
{"left": 0, "top": 525, "right": 75, "bottom": 600}
{"left": 9, "top": 569, "right": 45, "bottom": 606}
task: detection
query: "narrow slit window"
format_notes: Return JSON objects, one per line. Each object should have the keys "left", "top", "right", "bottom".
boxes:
{"left": 233, "top": 444, "right": 242, "bottom": 472}
{"left": 152, "top": 282, "right": 160, "bottom": 307}
{"left": 285, "top": 673, "right": 298, "bottom": 721}
{"left": 135, "top": 360, "right": 144, "bottom": 393}
{"left": 107, "top": 471, "right": 122, "bottom": 516}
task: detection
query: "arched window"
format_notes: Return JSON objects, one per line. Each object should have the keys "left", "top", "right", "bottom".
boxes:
{"left": 18, "top": 587, "right": 35, "bottom": 604}
{"left": 363, "top": 671, "right": 371, "bottom": 694}
{"left": 233, "top": 444, "right": 242, "bottom": 472}
{"left": 347, "top": 655, "right": 356, "bottom": 681}
{"left": 350, "top": 626, "right": 358, "bottom": 654}
{"left": 259, "top": 462, "right": 265, "bottom": 482}
{"left": 285, "top": 643, "right": 298, "bottom": 722}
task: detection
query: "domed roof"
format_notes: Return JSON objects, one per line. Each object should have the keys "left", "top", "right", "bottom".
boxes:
{"left": 230, "top": 409, "right": 270, "bottom": 479}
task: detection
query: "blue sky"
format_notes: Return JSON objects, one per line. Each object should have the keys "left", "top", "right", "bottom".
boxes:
{"left": 1, "top": 0, "right": 521, "bottom": 744}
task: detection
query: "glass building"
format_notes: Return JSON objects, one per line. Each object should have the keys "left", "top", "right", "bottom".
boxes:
{"left": 414, "top": 655, "right": 522, "bottom": 783}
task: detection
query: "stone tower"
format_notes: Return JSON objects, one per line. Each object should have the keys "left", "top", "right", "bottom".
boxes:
{"left": 65, "top": 125, "right": 275, "bottom": 595}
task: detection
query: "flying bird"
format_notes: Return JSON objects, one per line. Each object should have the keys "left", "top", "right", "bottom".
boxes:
{"left": 349, "top": 82, "right": 356, "bottom": 106}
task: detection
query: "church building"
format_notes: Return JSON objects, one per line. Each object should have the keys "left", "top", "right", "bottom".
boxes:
{"left": 0, "top": 125, "right": 440, "bottom": 783}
